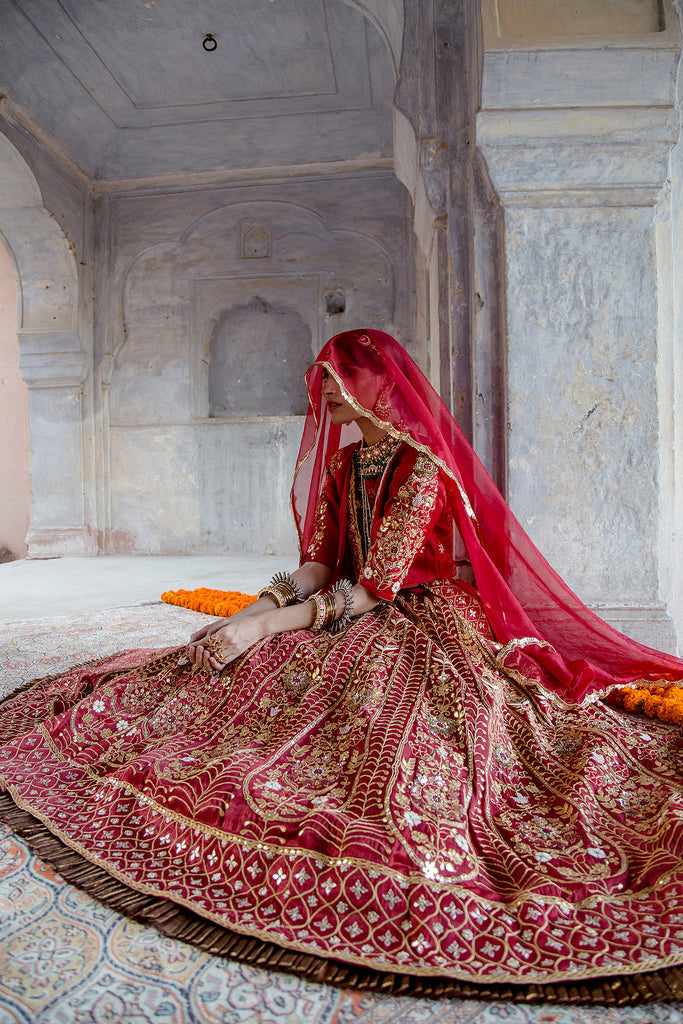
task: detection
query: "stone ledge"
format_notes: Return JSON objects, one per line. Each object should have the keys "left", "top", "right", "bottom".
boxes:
{"left": 590, "top": 603, "right": 679, "bottom": 655}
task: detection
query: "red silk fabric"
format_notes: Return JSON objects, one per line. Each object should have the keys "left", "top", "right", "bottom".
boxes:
{"left": 292, "top": 330, "right": 683, "bottom": 703}
{"left": 302, "top": 443, "right": 459, "bottom": 601}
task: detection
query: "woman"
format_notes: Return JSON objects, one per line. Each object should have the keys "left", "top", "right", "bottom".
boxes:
{"left": 1, "top": 329, "right": 683, "bottom": 993}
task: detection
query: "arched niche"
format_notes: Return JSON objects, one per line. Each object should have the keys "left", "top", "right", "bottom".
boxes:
{"left": 208, "top": 298, "right": 312, "bottom": 418}
{"left": 0, "top": 131, "right": 90, "bottom": 557}
{"left": 105, "top": 198, "right": 398, "bottom": 555}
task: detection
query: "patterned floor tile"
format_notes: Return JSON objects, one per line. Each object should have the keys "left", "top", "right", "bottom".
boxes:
{"left": 108, "top": 916, "right": 208, "bottom": 984}
{"left": 188, "top": 960, "right": 342, "bottom": 1023}
{"left": 0, "top": 912, "right": 102, "bottom": 1010}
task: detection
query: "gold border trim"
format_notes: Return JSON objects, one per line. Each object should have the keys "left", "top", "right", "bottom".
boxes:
{"left": 5, "top": 784, "right": 683, "bottom": 986}
{"left": 310, "top": 362, "right": 478, "bottom": 524}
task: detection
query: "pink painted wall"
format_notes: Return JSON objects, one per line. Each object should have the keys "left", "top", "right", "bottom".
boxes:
{"left": 0, "top": 240, "right": 29, "bottom": 561}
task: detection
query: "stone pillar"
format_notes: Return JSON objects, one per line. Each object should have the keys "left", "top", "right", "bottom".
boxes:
{"left": 0, "top": 131, "right": 93, "bottom": 558}
{"left": 19, "top": 331, "right": 90, "bottom": 556}
{"left": 478, "top": 35, "right": 681, "bottom": 651}
{"left": 394, "top": 0, "right": 484, "bottom": 434}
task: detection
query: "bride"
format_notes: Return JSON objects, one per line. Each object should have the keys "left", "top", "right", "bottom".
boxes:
{"left": 1, "top": 328, "right": 682, "bottom": 991}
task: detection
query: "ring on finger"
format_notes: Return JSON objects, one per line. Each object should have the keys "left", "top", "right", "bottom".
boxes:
{"left": 204, "top": 634, "right": 228, "bottom": 662}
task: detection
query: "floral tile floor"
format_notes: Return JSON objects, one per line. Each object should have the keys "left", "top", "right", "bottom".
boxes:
{"left": 1, "top": 605, "right": 682, "bottom": 1024}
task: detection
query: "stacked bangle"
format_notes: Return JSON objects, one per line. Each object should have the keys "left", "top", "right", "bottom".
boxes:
{"left": 330, "top": 578, "right": 355, "bottom": 634}
{"left": 257, "top": 571, "right": 304, "bottom": 608}
{"left": 307, "top": 579, "right": 355, "bottom": 634}
{"left": 308, "top": 591, "right": 337, "bottom": 631}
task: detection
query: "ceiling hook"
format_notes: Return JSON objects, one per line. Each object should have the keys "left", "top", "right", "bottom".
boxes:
{"left": 202, "top": 34, "right": 217, "bottom": 52}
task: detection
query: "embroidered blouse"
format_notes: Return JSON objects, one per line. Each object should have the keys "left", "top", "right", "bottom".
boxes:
{"left": 302, "top": 441, "right": 458, "bottom": 601}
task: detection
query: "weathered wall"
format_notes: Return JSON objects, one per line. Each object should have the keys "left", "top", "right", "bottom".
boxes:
{"left": 0, "top": 239, "right": 28, "bottom": 561}
{"left": 478, "top": 1, "right": 682, "bottom": 651}
{"left": 0, "top": 123, "right": 96, "bottom": 558}
{"left": 97, "top": 174, "right": 412, "bottom": 555}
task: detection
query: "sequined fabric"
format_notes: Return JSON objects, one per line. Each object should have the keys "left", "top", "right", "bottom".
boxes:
{"left": 1, "top": 579, "right": 683, "bottom": 984}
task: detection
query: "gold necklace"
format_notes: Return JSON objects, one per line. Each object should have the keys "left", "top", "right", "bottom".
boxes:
{"left": 355, "top": 434, "right": 400, "bottom": 479}
{"left": 353, "top": 437, "right": 400, "bottom": 558}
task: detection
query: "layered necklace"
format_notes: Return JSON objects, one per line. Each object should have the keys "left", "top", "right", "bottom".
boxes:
{"left": 352, "top": 433, "right": 400, "bottom": 559}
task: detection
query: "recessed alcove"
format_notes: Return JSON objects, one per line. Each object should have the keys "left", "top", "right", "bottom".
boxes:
{"left": 208, "top": 297, "right": 312, "bottom": 418}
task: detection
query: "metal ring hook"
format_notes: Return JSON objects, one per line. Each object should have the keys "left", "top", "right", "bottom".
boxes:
{"left": 202, "top": 34, "right": 217, "bottom": 52}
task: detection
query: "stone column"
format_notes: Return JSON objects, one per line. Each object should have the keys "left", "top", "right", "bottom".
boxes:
{"left": 394, "top": 0, "right": 484, "bottom": 433}
{"left": 0, "top": 131, "right": 93, "bottom": 558}
{"left": 19, "top": 330, "right": 91, "bottom": 556}
{"left": 477, "top": 35, "right": 681, "bottom": 650}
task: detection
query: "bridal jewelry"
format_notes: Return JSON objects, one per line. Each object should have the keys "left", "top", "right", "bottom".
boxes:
{"left": 308, "top": 591, "right": 336, "bottom": 631}
{"left": 355, "top": 433, "right": 400, "bottom": 479}
{"left": 205, "top": 634, "right": 227, "bottom": 662}
{"left": 330, "top": 578, "right": 355, "bottom": 634}
{"left": 257, "top": 571, "right": 304, "bottom": 608}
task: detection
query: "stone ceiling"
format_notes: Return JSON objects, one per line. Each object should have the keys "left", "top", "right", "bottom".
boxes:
{"left": 0, "top": 0, "right": 396, "bottom": 186}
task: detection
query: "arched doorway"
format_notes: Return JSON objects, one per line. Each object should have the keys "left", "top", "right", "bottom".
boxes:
{"left": 0, "top": 237, "right": 28, "bottom": 561}
{"left": 0, "top": 131, "right": 92, "bottom": 558}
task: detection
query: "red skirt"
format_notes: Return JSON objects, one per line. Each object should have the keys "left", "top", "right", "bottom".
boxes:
{"left": 1, "top": 579, "right": 682, "bottom": 984}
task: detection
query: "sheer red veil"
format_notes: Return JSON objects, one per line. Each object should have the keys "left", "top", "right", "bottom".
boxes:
{"left": 292, "top": 329, "right": 683, "bottom": 703}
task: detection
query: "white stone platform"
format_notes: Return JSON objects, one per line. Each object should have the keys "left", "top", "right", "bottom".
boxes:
{"left": 0, "top": 555, "right": 296, "bottom": 621}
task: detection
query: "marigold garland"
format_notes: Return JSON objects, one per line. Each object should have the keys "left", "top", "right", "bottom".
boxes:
{"left": 161, "top": 587, "right": 257, "bottom": 617}
{"left": 606, "top": 682, "right": 683, "bottom": 727}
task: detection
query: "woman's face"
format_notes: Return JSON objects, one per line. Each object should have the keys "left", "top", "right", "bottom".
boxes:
{"left": 321, "top": 369, "right": 361, "bottom": 425}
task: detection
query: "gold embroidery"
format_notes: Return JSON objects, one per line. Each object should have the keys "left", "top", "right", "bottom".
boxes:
{"left": 360, "top": 455, "right": 440, "bottom": 596}
{"left": 305, "top": 449, "right": 345, "bottom": 563}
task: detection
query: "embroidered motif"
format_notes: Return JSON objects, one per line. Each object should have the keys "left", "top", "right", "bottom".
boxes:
{"left": 360, "top": 455, "right": 440, "bottom": 597}
{"left": 2, "top": 529, "right": 683, "bottom": 984}
{"left": 305, "top": 449, "right": 345, "bottom": 564}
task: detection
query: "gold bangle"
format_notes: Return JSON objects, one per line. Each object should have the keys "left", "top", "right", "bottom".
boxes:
{"left": 258, "top": 572, "right": 304, "bottom": 608}
{"left": 257, "top": 586, "right": 286, "bottom": 608}
{"left": 308, "top": 593, "right": 326, "bottom": 631}
{"left": 322, "top": 591, "right": 337, "bottom": 630}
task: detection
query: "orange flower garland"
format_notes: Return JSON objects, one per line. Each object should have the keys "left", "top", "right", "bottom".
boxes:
{"left": 161, "top": 587, "right": 257, "bottom": 617}
{"left": 606, "top": 682, "right": 683, "bottom": 727}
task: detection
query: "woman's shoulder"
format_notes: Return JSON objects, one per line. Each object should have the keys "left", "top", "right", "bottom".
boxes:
{"left": 392, "top": 441, "right": 440, "bottom": 480}
{"left": 327, "top": 442, "right": 357, "bottom": 474}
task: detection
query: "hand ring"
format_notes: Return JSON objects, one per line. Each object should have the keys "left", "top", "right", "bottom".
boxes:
{"left": 204, "top": 635, "right": 227, "bottom": 662}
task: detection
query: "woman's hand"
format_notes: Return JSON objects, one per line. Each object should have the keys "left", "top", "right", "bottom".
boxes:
{"left": 188, "top": 613, "right": 271, "bottom": 672}
{"left": 184, "top": 565, "right": 376, "bottom": 673}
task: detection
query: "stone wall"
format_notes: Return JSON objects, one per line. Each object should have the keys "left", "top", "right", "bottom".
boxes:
{"left": 0, "top": 123, "right": 96, "bottom": 559}
{"left": 97, "top": 174, "right": 412, "bottom": 555}
{"left": 0, "top": 240, "right": 28, "bottom": 561}
{"left": 478, "top": 0, "right": 682, "bottom": 650}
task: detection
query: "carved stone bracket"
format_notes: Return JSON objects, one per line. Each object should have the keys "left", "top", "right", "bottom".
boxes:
{"left": 18, "top": 330, "right": 87, "bottom": 388}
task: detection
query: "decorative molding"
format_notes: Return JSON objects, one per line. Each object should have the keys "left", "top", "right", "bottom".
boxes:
{"left": 492, "top": 186, "right": 664, "bottom": 208}
{"left": 92, "top": 158, "right": 397, "bottom": 198}
{"left": 26, "top": 527, "right": 95, "bottom": 559}
{"left": 1, "top": 97, "right": 395, "bottom": 197}
{"left": 17, "top": 331, "right": 86, "bottom": 387}
{"left": 477, "top": 106, "right": 678, "bottom": 201}
{"left": 591, "top": 603, "right": 679, "bottom": 655}
{"left": 0, "top": 96, "right": 93, "bottom": 194}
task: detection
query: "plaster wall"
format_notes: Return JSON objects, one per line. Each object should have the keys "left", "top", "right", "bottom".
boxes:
{"left": 0, "top": 240, "right": 28, "bottom": 561}
{"left": 0, "top": 122, "right": 96, "bottom": 558}
{"left": 478, "top": 17, "right": 682, "bottom": 652}
{"left": 505, "top": 206, "right": 660, "bottom": 604}
{"left": 98, "top": 173, "right": 412, "bottom": 555}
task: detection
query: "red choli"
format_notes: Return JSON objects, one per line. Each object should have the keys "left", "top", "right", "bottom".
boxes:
{"left": 301, "top": 442, "right": 458, "bottom": 601}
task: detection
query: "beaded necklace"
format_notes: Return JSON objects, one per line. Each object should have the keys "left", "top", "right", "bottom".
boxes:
{"left": 352, "top": 434, "right": 400, "bottom": 559}
{"left": 355, "top": 433, "right": 400, "bottom": 479}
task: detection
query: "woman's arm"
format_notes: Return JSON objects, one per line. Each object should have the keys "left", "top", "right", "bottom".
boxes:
{"left": 187, "top": 561, "right": 356, "bottom": 671}
{"left": 187, "top": 566, "right": 379, "bottom": 673}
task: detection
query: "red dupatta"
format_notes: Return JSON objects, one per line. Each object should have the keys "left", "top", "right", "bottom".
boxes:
{"left": 292, "top": 329, "right": 683, "bottom": 704}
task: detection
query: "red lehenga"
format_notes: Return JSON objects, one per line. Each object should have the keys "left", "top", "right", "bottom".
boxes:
{"left": 1, "top": 329, "right": 683, "bottom": 990}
